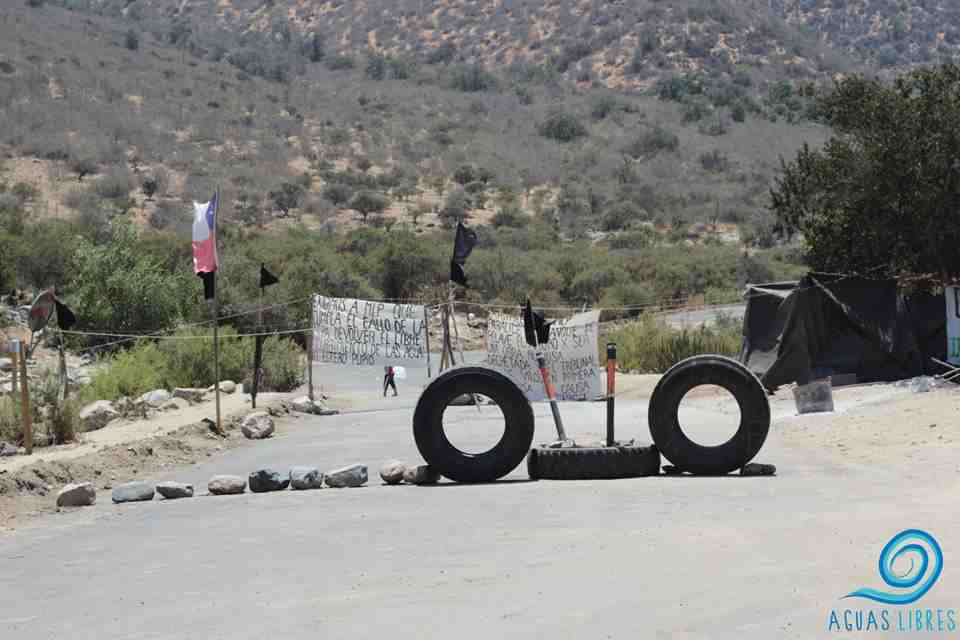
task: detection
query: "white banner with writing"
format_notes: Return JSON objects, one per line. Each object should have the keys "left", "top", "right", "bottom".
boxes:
{"left": 484, "top": 310, "right": 602, "bottom": 401}
{"left": 311, "top": 295, "right": 428, "bottom": 366}
{"left": 946, "top": 287, "right": 960, "bottom": 364}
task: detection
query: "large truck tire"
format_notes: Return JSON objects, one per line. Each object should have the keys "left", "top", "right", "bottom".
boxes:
{"left": 527, "top": 444, "right": 660, "bottom": 480}
{"left": 413, "top": 367, "right": 534, "bottom": 483}
{"left": 648, "top": 355, "right": 770, "bottom": 475}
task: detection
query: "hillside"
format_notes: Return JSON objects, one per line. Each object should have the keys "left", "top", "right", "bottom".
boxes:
{"left": 7, "top": 1, "right": 948, "bottom": 319}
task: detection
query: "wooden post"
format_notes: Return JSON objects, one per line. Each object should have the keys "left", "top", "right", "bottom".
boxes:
{"left": 307, "top": 331, "right": 315, "bottom": 402}
{"left": 213, "top": 275, "right": 222, "bottom": 434}
{"left": 423, "top": 305, "right": 432, "bottom": 379}
{"left": 58, "top": 330, "right": 69, "bottom": 401}
{"left": 9, "top": 349, "right": 17, "bottom": 397}
{"left": 19, "top": 348, "right": 32, "bottom": 455}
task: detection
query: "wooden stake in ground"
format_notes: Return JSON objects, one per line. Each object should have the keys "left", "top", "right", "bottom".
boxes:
{"left": 307, "top": 330, "right": 314, "bottom": 402}
{"left": 9, "top": 347, "right": 17, "bottom": 397}
{"left": 18, "top": 346, "right": 32, "bottom": 455}
{"left": 424, "top": 305, "right": 432, "bottom": 379}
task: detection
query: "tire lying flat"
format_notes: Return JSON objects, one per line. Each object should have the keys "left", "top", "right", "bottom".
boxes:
{"left": 413, "top": 367, "right": 534, "bottom": 483}
{"left": 648, "top": 355, "right": 770, "bottom": 475}
{"left": 527, "top": 444, "right": 660, "bottom": 480}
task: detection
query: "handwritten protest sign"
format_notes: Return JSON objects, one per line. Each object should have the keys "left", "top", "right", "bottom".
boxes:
{"left": 947, "top": 287, "right": 960, "bottom": 365}
{"left": 312, "top": 295, "right": 427, "bottom": 366}
{"left": 484, "top": 310, "right": 601, "bottom": 401}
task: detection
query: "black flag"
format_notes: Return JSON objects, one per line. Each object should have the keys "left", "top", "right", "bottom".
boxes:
{"left": 449, "top": 221, "right": 478, "bottom": 287}
{"left": 54, "top": 299, "right": 76, "bottom": 330}
{"left": 200, "top": 272, "right": 215, "bottom": 301}
{"left": 522, "top": 299, "right": 552, "bottom": 347}
{"left": 260, "top": 264, "right": 279, "bottom": 288}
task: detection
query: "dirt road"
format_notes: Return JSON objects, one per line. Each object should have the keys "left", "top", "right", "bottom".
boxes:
{"left": 1, "top": 380, "right": 958, "bottom": 638}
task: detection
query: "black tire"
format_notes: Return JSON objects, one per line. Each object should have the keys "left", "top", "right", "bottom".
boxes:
{"left": 413, "top": 367, "right": 534, "bottom": 483}
{"left": 648, "top": 355, "right": 770, "bottom": 475}
{"left": 528, "top": 445, "right": 660, "bottom": 480}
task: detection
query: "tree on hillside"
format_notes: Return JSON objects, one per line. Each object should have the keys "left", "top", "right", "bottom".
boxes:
{"left": 350, "top": 191, "right": 389, "bottom": 224}
{"left": 770, "top": 64, "right": 960, "bottom": 282}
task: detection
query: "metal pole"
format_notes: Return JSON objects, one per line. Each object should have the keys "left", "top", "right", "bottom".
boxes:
{"left": 536, "top": 351, "right": 566, "bottom": 442}
{"left": 252, "top": 285, "right": 264, "bottom": 409}
{"left": 213, "top": 273, "right": 221, "bottom": 434}
{"left": 423, "top": 304, "right": 432, "bottom": 379}
{"left": 19, "top": 347, "right": 32, "bottom": 455}
{"left": 606, "top": 342, "right": 616, "bottom": 447}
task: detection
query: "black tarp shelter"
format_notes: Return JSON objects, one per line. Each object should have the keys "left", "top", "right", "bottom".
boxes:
{"left": 739, "top": 273, "right": 947, "bottom": 391}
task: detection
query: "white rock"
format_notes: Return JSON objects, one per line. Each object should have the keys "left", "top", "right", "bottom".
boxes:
{"left": 208, "top": 381, "right": 237, "bottom": 394}
{"left": 241, "top": 412, "right": 275, "bottom": 439}
{"left": 0, "top": 357, "right": 12, "bottom": 372}
{"left": 79, "top": 400, "right": 120, "bottom": 431}
{"left": 208, "top": 475, "right": 246, "bottom": 495}
{"left": 379, "top": 460, "right": 407, "bottom": 485}
{"left": 137, "top": 389, "right": 172, "bottom": 407}
{"left": 111, "top": 481, "right": 155, "bottom": 503}
{"left": 325, "top": 464, "right": 368, "bottom": 488}
{"left": 56, "top": 482, "right": 96, "bottom": 507}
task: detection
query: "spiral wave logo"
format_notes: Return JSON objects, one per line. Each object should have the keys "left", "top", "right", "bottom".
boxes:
{"left": 845, "top": 529, "right": 944, "bottom": 605}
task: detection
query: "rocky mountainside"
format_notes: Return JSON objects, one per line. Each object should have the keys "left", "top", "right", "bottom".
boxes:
{"left": 54, "top": 0, "right": 960, "bottom": 88}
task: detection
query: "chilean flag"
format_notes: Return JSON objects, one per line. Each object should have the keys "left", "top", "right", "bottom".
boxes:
{"left": 192, "top": 190, "right": 218, "bottom": 299}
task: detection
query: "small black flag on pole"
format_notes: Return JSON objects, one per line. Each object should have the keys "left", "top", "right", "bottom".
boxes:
{"left": 260, "top": 264, "right": 279, "bottom": 288}
{"left": 522, "top": 299, "right": 552, "bottom": 347}
{"left": 54, "top": 299, "right": 77, "bottom": 331}
{"left": 449, "top": 221, "right": 478, "bottom": 287}
{"left": 200, "top": 272, "right": 216, "bottom": 301}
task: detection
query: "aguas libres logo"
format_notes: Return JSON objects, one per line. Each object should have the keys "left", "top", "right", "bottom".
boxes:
{"left": 828, "top": 529, "right": 956, "bottom": 633}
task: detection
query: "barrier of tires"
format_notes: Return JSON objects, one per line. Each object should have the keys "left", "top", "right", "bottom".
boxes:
{"left": 648, "top": 355, "right": 770, "bottom": 475}
{"left": 413, "top": 356, "right": 770, "bottom": 483}
{"left": 413, "top": 367, "right": 534, "bottom": 483}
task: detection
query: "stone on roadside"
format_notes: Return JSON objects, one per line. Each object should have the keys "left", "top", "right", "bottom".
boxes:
{"left": 403, "top": 464, "right": 441, "bottom": 486}
{"left": 0, "top": 357, "right": 12, "bottom": 372}
{"left": 324, "top": 464, "right": 368, "bottom": 488}
{"left": 79, "top": 400, "right": 120, "bottom": 431}
{"left": 56, "top": 482, "right": 96, "bottom": 507}
{"left": 740, "top": 463, "right": 777, "bottom": 477}
{"left": 208, "top": 380, "right": 237, "bottom": 394}
{"left": 111, "top": 480, "right": 155, "bottom": 503}
{"left": 290, "top": 396, "right": 339, "bottom": 416}
{"left": 379, "top": 460, "right": 407, "bottom": 485}
{"left": 248, "top": 468, "right": 290, "bottom": 493}
{"left": 160, "top": 398, "right": 189, "bottom": 412}
{"left": 241, "top": 412, "right": 275, "bottom": 439}
{"left": 33, "top": 431, "right": 52, "bottom": 447}
{"left": 156, "top": 481, "right": 194, "bottom": 499}
{"left": 208, "top": 475, "right": 246, "bottom": 495}
{"left": 289, "top": 466, "right": 325, "bottom": 490}
{"left": 173, "top": 387, "right": 207, "bottom": 403}
{"left": 136, "top": 389, "right": 172, "bottom": 408}
{"left": 0, "top": 441, "right": 18, "bottom": 457}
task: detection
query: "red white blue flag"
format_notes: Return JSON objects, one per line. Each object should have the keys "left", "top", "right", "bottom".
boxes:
{"left": 192, "top": 190, "right": 218, "bottom": 300}
{"left": 192, "top": 190, "right": 218, "bottom": 274}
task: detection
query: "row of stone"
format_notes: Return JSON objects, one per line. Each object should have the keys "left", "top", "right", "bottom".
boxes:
{"left": 55, "top": 461, "right": 440, "bottom": 507}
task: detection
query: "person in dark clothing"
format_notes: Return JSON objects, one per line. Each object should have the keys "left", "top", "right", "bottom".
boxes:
{"left": 383, "top": 365, "right": 398, "bottom": 397}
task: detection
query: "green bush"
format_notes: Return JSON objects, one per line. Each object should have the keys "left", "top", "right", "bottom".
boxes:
{"left": 538, "top": 111, "right": 587, "bottom": 143}
{"left": 623, "top": 125, "right": 679, "bottom": 159}
{"left": 84, "top": 328, "right": 304, "bottom": 401}
{"left": 603, "top": 315, "right": 742, "bottom": 373}
{"left": 0, "top": 396, "right": 22, "bottom": 444}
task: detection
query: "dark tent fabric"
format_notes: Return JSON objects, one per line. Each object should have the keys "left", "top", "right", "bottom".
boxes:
{"left": 739, "top": 273, "right": 946, "bottom": 391}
